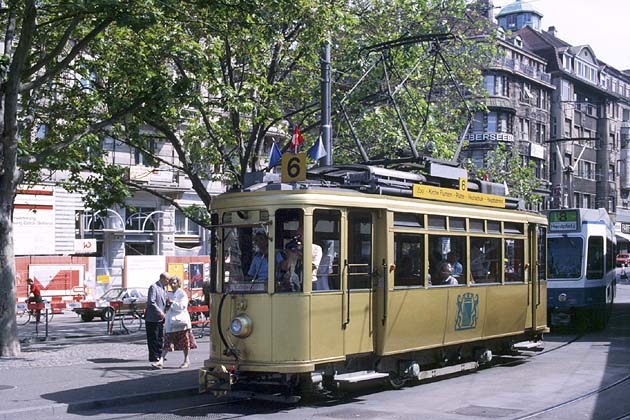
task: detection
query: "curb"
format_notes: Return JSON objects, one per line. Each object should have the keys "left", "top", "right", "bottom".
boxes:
{"left": 0, "top": 386, "right": 199, "bottom": 419}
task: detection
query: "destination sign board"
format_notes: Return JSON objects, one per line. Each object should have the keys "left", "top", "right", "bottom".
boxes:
{"left": 412, "top": 184, "right": 505, "bottom": 208}
{"left": 548, "top": 209, "right": 580, "bottom": 232}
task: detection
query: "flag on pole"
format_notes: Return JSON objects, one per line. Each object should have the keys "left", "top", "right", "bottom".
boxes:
{"left": 267, "top": 142, "right": 282, "bottom": 169}
{"left": 291, "top": 125, "right": 305, "bottom": 152}
{"left": 307, "top": 135, "right": 328, "bottom": 162}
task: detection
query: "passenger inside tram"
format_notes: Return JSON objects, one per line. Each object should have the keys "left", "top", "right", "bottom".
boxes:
{"left": 435, "top": 261, "right": 459, "bottom": 285}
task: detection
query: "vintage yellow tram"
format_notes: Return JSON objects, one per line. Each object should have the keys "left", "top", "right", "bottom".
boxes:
{"left": 199, "top": 162, "right": 548, "bottom": 398}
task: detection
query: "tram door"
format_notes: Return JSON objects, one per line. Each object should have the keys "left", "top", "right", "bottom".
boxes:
{"left": 310, "top": 209, "right": 375, "bottom": 360}
{"left": 342, "top": 210, "right": 375, "bottom": 354}
{"left": 527, "top": 224, "right": 546, "bottom": 330}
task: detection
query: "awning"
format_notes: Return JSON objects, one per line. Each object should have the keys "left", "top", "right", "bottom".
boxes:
{"left": 615, "top": 232, "right": 630, "bottom": 243}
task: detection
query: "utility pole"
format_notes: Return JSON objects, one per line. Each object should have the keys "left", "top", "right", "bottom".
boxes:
{"left": 321, "top": 40, "right": 332, "bottom": 166}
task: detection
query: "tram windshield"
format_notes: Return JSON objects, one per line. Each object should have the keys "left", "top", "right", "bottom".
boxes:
{"left": 547, "top": 236, "right": 583, "bottom": 279}
{"left": 223, "top": 225, "right": 270, "bottom": 293}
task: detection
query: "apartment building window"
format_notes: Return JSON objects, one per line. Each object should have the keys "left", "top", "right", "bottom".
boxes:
{"left": 561, "top": 80, "right": 571, "bottom": 100}
{"left": 583, "top": 194, "right": 592, "bottom": 208}
{"left": 484, "top": 74, "right": 508, "bottom": 96}
{"left": 125, "top": 207, "right": 156, "bottom": 231}
{"left": 535, "top": 122, "right": 543, "bottom": 143}
{"left": 609, "top": 164, "right": 615, "bottom": 179}
{"left": 574, "top": 193, "right": 580, "bottom": 207}
{"left": 134, "top": 140, "right": 156, "bottom": 166}
{"left": 487, "top": 113, "right": 497, "bottom": 131}
{"left": 520, "top": 118, "right": 529, "bottom": 141}
{"left": 520, "top": 81, "right": 532, "bottom": 103}
{"left": 562, "top": 54, "right": 571, "bottom": 71}
{"left": 175, "top": 209, "right": 201, "bottom": 235}
{"left": 564, "top": 119, "right": 572, "bottom": 138}
{"left": 584, "top": 161, "right": 594, "bottom": 180}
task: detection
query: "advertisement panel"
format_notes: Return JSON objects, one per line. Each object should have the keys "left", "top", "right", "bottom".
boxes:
{"left": 14, "top": 187, "right": 55, "bottom": 255}
{"left": 28, "top": 264, "right": 85, "bottom": 298}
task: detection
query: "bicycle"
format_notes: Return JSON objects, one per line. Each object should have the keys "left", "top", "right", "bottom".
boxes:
{"left": 16, "top": 301, "right": 53, "bottom": 326}
{"left": 120, "top": 309, "right": 144, "bottom": 333}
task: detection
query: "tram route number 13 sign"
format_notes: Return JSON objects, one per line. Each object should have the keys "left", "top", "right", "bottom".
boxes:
{"left": 282, "top": 153, "right": 307, "bottom": 183}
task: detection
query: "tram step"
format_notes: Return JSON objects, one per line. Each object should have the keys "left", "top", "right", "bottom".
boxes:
{"left": 513, "top": 341, "right": 545, "bottom": 351}
{"left": 334, "top": 371, "right": 390, "bottom": 384}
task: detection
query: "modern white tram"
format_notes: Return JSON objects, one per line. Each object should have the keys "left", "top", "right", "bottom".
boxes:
{"left": 546, "top": 208, "right": 616, "bottom": 329}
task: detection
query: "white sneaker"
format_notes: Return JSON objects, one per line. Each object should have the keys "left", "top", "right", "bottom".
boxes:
{"left": 151, "top": 359, "right": 163, "bottom": 369}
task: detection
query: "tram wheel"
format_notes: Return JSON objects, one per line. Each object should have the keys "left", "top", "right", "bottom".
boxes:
{"left": 387, "top": 372, "right": 406, "bottom": 390}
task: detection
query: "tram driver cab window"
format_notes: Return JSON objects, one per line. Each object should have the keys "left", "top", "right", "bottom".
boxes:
{"left": 275, "top": 209, "right": 305, "bottom": 293}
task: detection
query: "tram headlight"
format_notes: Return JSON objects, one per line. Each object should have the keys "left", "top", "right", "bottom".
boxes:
{"left": 558, "top": 293, "right": 567, "bottom": 303}
{"left": 229, "top": 314, "right": 253, "bottom": 338}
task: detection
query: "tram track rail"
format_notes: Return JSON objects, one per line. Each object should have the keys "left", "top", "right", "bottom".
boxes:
{"left": 514, "top": 373, "right": 630, "bottom": 420}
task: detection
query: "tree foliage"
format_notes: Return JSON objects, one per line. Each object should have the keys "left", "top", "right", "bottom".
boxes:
{"left": 1, "top": 0, "right": 501, "bottom": 356}
{"left": 465, "top": 143, "right": 543, "bottom": 206}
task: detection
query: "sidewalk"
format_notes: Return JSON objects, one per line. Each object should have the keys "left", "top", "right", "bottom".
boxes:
{"left": 0, "top": 318, "right": 209, "bottom": 420}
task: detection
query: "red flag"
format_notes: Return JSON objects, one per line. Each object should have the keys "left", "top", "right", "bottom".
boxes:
{"left": 291, "top": 125, "right": 304, "bottom": 152}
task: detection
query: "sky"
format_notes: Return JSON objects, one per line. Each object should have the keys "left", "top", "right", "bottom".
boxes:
{"left": 493, "top": 0, "right": 630, "bottom": 71}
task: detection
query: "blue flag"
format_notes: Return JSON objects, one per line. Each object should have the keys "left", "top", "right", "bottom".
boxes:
{"left": 307, "top": 136, "right": 328, "bottom": 162}
{"left": 267, "top": 142, "right": 282, "bottom": 169}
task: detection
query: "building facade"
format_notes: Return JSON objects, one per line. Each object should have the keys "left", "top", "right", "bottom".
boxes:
{"left": 463, "top": 5, "right": 553, "bottom": 212}
{"left": 496, "top": 0, "right": 630, "bottom": 248}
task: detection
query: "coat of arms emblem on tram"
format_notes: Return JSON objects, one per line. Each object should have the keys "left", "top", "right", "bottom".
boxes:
{"left": 455, "top": 292, "right": 479, "bottom": 331}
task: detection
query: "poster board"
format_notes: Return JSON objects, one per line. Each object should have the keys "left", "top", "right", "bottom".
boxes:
{"left": 124, "top": 255, "right": 166, "bottom": 288}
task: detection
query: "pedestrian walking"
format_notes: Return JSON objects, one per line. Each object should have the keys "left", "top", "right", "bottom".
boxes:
{"left": 158, "top": 275, "right": 197, "bottom": 369}
{"left": 146, "top": 272, "right": 171, "bottom": 368}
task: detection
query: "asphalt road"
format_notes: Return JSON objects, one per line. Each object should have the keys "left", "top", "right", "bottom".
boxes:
{"left": 16, "top": 282, "right": 630, "bottom": 420}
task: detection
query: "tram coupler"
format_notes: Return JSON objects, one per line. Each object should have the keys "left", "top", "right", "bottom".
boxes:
{"left": 199, "top": 365, "right": 235, "bottom": 396}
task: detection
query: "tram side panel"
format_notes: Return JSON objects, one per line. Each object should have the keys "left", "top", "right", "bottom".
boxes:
{"left": 310, "top": 293, "right": 345, "bottom": 361}
{"left": 480, "top": 285, "right": 528, "bottom": 337}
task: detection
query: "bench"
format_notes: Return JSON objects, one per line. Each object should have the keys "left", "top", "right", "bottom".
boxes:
{"left": 188, "top": 305, "right": 210, "bottom": 338}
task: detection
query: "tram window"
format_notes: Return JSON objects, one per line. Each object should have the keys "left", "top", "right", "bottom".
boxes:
{"left": 548, "top": 237, "right": 582, "bottom": 279}
{"left": 470, "top": 219, "right": 484, "bottom": 232}
{"left": 505, "top": 239, "right": 525, "bottom": 282}
{"left": 449, "top": 217, "right": 466, "bottom": 231}
{"left": 504, "top": 222, "right": 524, "bottom": 234}
{"left": 428, "top": 215, "right": 446, "bottom": 230}
{"left": 313, "top": 210, "right": 341, "bottom": 292}
{"left": 538, "top": 227, "right": 546, "bottom": 281}
{"left": 487, "top": 221, "right": 501, "bottom": 233}
{"left": 222, "top": 225, "right": 269, "bottom": 293}
{"left": 428, "top": 235, "right": 467, "bottom": 286}
{"left": 394, "top": 233, "right": 424, "bottom": 287}
{"left": 348, "top": 211, "right": 372, "bottom": 290}
{"left": 586, "top": 236, "right": 604, "bottom": 279}
{"left": 470, "top": 237, "right": 501, "bottom": 283}
{"left": 275, "top": 209, "right": 304, "bottom": 293}
{"left": 394, "top": 212, "right": 424, "bottom": 228}
{"left": 606, "top": 238, "right": 614, "bottom": 271}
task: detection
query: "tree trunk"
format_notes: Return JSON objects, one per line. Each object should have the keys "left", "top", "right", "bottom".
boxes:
{"left": 0, "top": 204, "right": 19, "bottom": 356}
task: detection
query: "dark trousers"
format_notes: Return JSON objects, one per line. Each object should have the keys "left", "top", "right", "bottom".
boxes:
{"left": 145, "top": 321, "right": 164, "bottom": 362}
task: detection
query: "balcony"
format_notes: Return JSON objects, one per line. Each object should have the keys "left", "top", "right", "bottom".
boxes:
{"left": 490, "top": 57, "right": 552, "bottom": 84}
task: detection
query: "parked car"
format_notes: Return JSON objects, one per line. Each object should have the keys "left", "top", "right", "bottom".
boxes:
{"left": 616, "top": 253, "right": 630, "bottom": 267}
{"left": 73, "top": 287, "right": 148, "bottom": 322}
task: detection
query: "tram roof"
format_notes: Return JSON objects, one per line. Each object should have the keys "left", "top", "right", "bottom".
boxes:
{"left": 214, "top": 163, "right": 539, "bottom": 216}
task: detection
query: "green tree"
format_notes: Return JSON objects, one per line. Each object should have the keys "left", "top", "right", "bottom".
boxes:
{"left": 1, "top": 0, "right": 498, "bottom": 356}
{"left": 0, "top": 0, "right": 154, "bottom": 357}
{"left": 465, "top": 143, "right": 543, "bottom": 206}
